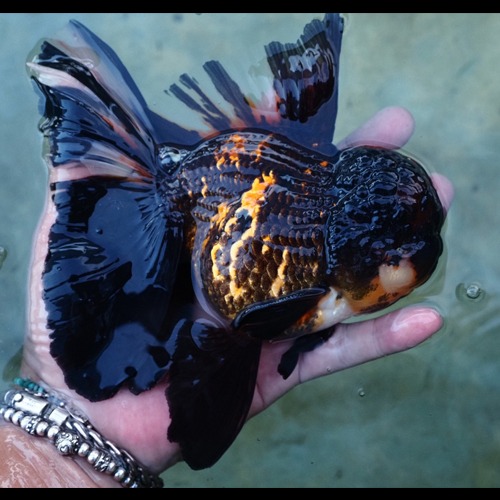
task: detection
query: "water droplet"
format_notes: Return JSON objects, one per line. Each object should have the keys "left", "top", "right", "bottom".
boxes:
{"left": 95, "top": 227, "right": 103, "bottom": 235}
{"left": 466, "top": 284, "right": 481, "bottom": 299}
{"left": 456, "top": 282, "right": 485, "bottom": 303}
{"left": 357, "top": 387, "right": 365, "bottom": 397}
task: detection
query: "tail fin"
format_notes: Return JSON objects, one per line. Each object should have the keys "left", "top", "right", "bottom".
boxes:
{"left": 28, "top": 20, "right": 159, "bottom": 176}
{"left": 27, "top": 20, "right": 184, "bottom": 400}
{"left": 165, "top": 13, "right": 344, "bottom": 154}
{"left": 167, "top": 320, "right": 261, "bottom": 470}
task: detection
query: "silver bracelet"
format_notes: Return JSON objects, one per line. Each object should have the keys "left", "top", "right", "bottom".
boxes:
{"left": 0, "top": 379, "right": 164, "bottom": 488}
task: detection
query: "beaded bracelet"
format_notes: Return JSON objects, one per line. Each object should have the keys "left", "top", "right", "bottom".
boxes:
{"left": 0, "top": 378, "right": 164, "bottom": 488}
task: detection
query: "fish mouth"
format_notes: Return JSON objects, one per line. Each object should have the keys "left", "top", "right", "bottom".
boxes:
{"left": 273, "top": 257, "right": 419, "bottom": 342}
{"left": 271, "top": 286, "right": 354, "bottom": 342}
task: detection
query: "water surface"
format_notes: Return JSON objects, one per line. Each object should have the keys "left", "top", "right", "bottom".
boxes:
{"left": 0, "top": 13, "right": 499, "bottom": 487}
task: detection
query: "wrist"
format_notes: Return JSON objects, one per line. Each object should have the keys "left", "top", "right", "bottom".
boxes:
{"left": 0, "top": 379, "right": 164, "bottom": 488}
{"left": 0, "top": 420, "right": 119, "bottom": 488}
{"left": 21, "top": 350, "right": 181, "bottom": 475}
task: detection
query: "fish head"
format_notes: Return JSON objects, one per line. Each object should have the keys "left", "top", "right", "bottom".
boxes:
{"left": 323, "top": 145, "right": 445, "bottom": 318}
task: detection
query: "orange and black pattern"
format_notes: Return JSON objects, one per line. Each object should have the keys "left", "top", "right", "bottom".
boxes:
{"left": 174, "top": 131, "right": 333, "bottom": 318}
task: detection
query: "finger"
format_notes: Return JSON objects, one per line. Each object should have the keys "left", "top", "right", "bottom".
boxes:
{"left": 431, "top": 172, "right": 454, "bottom": 214}
{"left": 336, "top": 106, "right": 415, "bottom": 150}
{"left": 296, "top": 306, "right": 443, "bottom": 384}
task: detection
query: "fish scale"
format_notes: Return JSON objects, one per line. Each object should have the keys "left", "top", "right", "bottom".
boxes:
{"left": 173, "top": 131, "right": 333, "bottom": 318}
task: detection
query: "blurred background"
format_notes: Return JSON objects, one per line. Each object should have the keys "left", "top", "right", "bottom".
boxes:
{"left": 0, "top": 13, "right": 499, "bottom": 487}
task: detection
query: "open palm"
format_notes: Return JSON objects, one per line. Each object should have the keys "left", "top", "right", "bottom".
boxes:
{"left": 19, "top": 106, "right": 453, "bottom": 475}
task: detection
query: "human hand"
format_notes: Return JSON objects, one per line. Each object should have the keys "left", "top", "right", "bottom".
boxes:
{"left": 16, "top": 105, "right": 453, "bottom": 484}
{"left": 250, "top": 106, "right": 454, "bottom": 416}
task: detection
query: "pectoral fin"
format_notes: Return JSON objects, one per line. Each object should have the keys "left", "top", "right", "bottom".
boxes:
{"left": 232, "top": 287, "right": 328, "bottom": 340}
{"left": 278, "top": 328, "right": 335, "bottom": 380}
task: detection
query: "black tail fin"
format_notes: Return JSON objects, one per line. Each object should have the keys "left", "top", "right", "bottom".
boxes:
{"left": 165, "top": 13, "right": 344, "bottom": 154}
{"left": 27, "top": 20, "right": 185, "bottom": 400}
{"left": 167, "top": 320, "right": 261, "bottom": 470}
